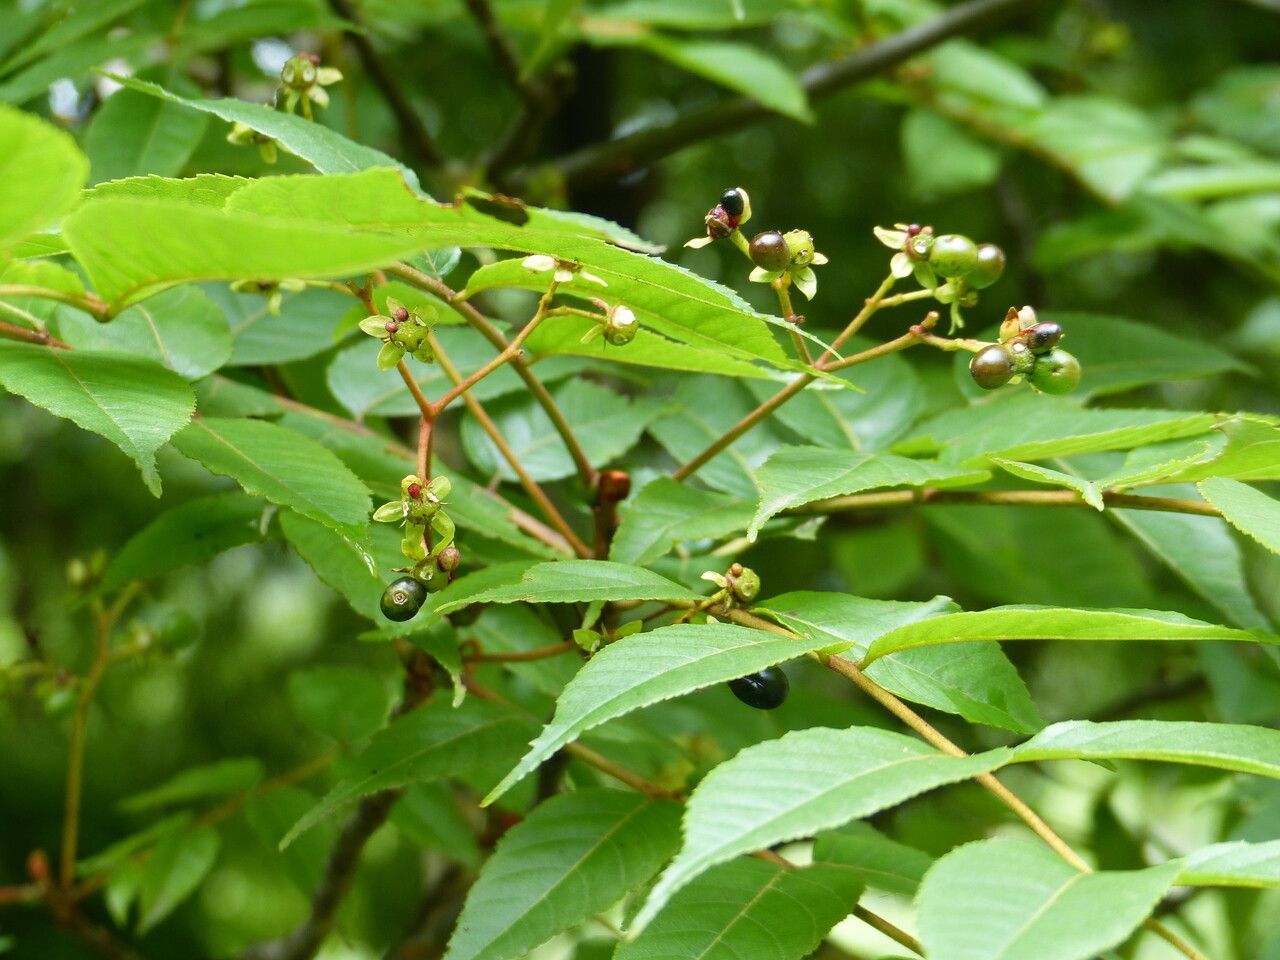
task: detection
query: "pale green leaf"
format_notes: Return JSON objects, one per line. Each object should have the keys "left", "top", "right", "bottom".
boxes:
{"left": 435, "top": 560, "right": 701, "bottom": 615}
{"left": 84, "top": 84, "right": 208, "bottom": 184}
{"left": 749, "top": 447, "right": 986, "bottom": 538}
{"left": 1025, "top": 96, "right": 1166, "bottom": 202}
{"left": 1177, "top": 840, "right": 1280, "bottom": 888}
{"left": 0, "top": 342, "right": 194, "bottom": 495}
{"left": 0, "top": 101, "right": 88, "bottom": 251}
{"left": 170, "top": 417, "right": 370, "bottom": 536}
{"left": 617, "top": 858, "right": 864, "bottom": 960}
{"left": 917, "top": 838, "right": 1179, "bottom": 960}
{"left": 812, "top": 822, "right": 934, "bottom": 896}
{"left": 103, "top": 492, "right": 265, "bottom": 590}
{"left": 633, "top": 727, "right": 1009, "bottom": 932}
{"left": 461, "top": 378, "right": 661, "bottom": 482}
{"left": 903, "top": 108, "right": 1000, "bottom": 198}
{"left": 1200, "top": 476, "right": 1280, "bottom": 555}
{"left": 1011, "top": 719, "right": 1280, "bottom": 778}
{"left": 445, "top": 790, "right": 681, "bottom": 960}
{"left": 484, "top": 622, "right": 839, "bottom": 805}
{"left": 282, "top": 699, "right": 535, "bottom": 848}
{"left": 1165, "top": 417, "right": 1280, "bottom": 483}
{"left": 864, "top": 606, "right": 1277, "bottom": 662}
{"left": 56, "top": 285, "right": 232, "bottom": 380}
{"left": 610, "top": 478, "right": 754, "bottom": 565}
{"left": 120, "top": 759, "right": 264, "bottom": 814}
{"left": 213, "top": 284, "right": 353, "bottom": 367}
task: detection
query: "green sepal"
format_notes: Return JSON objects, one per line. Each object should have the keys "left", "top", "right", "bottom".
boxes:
{"left": 372, "top": 500, "right": 405, "bottom": 522}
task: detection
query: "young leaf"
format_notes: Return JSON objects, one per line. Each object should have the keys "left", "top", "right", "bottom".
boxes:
{"left": 444, "top": 790, "right": 681, "bottom": 960}
{"left": 749, "top": 447, "right": 986, "bottom": 538}
{"left": 281, "top": 700, "right": 536, "bottom": 848}
{"left": 1011, "top": 719, "right": 1280, "bottom": 779}
{"left": 864, "top": 606, "right": 1278, "bottom": 663}
{"left": 0, "top": 102, "right": 88, "bottom": 252}
{"left": 170, "top": 417, "right": 370, "bottom": 536}
{"left": 632, "top": 727, "right": 1009, "bottom": 933}
{"left": 55, "top": 285, "right": 232, "bottom": 380}
{"left": 434, "top": 560, "right": 702, "bottom": 615}
{"left": 136, "top": 823, "right": 221, "bottom": 934}
{"left": 617, "top": 858, "right": 864, "bottom": 960}
{"left": 812, "top": 822, "right": 935, "bottom": 895}
{"left": 610, "top": 478, "right": 754, "bottom": 565}
{"left": 1199, "top": 476, "right": 1280, "bottom": 555}
{"left": 119, "top": 759, "right": 264, "bottom": 814}
{"left": 102, "top": 492, "right": 265, "bottom": 590}
{"left": 0, "top": 343, "right": 194, "bottom": 495}
{"left": 483, "top": 622, "right": 843, "bottom": 805}
{"left": 917, "top": 838, "right": 1180, "bottom": 960}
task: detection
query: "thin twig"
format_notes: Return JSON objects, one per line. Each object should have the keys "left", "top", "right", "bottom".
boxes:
{"left": 390, "top": 264, "right": 597, "bottom": 488}
{"left": 464, "top": 639, "right": 577, "bottom": 662}
{"left": 787, "top": 488, "right": 1223, "bottom": 518}
{"left": 431, "top": 334, "right": 593, "bottom": 558}
{"left": 324, "top": 0, "right": 445, "bottom": 170}
{"left": 524, "top": 0, "right": 1040, "bottom": 190}
{"left": 0, "top": 318, "right": 70, "bottom": 348}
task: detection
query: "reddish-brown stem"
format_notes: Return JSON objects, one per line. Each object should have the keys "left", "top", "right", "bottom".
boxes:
{"left": 0, "top": 318, "right": 70, "bottom": 348}
{"left": 465, "top": 640, "right": 577, "bottom": 663}
{"left": 396, "top": 358, "right": 434, "bottom": 422}
{"left": 787, "top": 487, "right": 1222, "bottom": 518}
{"left": 431, "top": 334, "right": 592, "bottom": 558}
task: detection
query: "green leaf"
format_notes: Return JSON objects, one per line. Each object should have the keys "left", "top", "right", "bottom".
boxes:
{"left": 1166, "top": 417, "right": 1280, "bottom": 483}
{"left": 1177, "top": 840, "right": 1280, "bottom": 888}
{"left": 287, "top": 666, "right": 392, "bottom": 742}
{"left": 903, "top": 108, "right": 1001, "bottom": 199}
{"left": 136, "top": 823, "right": 221, "bottom": 934}
{"left": 1200, "top": 476, "right": 1280, "bottom": 555}
{"left": 617, "top": 858, "right": 864, "bottom": 960}
{"left": 864, "top": 606, "right": 1277, "bottom": 662}
{"left": 610, "top": 478, "right": 754, "bottom": 565}
{"left": 281, "top": 699, "right": 535, "bottom": 848}
{"left": 633, "top": 727, "right": 1009, "bottom": 932}
{"left": 899, "top": 393, "right": 1219, "bottom": 467}
{"left": 112, "top": 76, "right": 421, "bottom": 189}
{"left": 917, "top": 838, "right": 1180, "bottom": 960}
{"left": 102, "top": 492, "right": 265, "bottom": 591}
{"left": 812, "top": 822, "right": 934, "bottom": 896}
{"left": 1024, "top": 96, "right": 1166, "bottom": 202}
{"left": 435, "top": 560, "right": 701, "bottom": 615}
{"left": 0, "top": 342, "right": 194, "bottom": 495}
{"left": 119, "top": 759, "right": 264, "bottom": 814}
{"left": 84, "top": 84, "right": 209, "bottom": 184}
{"left": 483, "top": 622, "right": 840, "bottom": 805}
{"left": 0, "top": 0, "right": 143, "bottom": 74}
{"left": 749, "top": 447, "right": 986, "bottom": 538}
{"left": 444, "top": 790, "right": 681, "bottom": 960}
{"left": 1011, "top": 719, "right": 1280, "bottom": 778}
{"left": 460, "top": 378, "right": 660, "bottom": 482}
{"left": 170, "top": 417, "right": 370, "bottom": 536}
{"left": 763, "top": 591, "right": 1043, "bottom": 733}
{"left": 279, "top": 510, "right": 392, "bottom": 621}
{"left": 55, "top": 285, "right": 232, "bottom": 380}
{"left": 0, "top": 100, "right": 88, "bottom": 252}
{"left": 524, "top": 312, "right": 772, "bottom": 379}
{"left": 631, "top": 36, "right": 813, "bottom": 123}
{"left": 214, "top": 284, "right": 354, "bottom": 367}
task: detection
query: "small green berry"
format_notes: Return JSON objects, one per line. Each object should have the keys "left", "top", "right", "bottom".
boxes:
{"left": 728, "top": 667, "right": 789, "bottom": 710}
{"left": 603, "top": 305, "right": 638, "bottom": 346}
{"left": 380, "top": 576, "right": 428, "bottom": 621}
{"left": 969, "top": 343, "right": 1016, "bottom": 389}
{"left": 1030, "top": 348, "right": 1081, "bottom": 394}
{"left": 969, "top": 244, "right": 1006, "bottom": 289}
{"left": 1025, "top": 320, "right": 1063, "bottom": 354}
{"left": 783, "top": 230, "right": 817, "bottom": 267}
{"left": 749, "top": 231, "right": 790, "bottom": 272}
{"left": 929, "top": 234, "right": 979, "bottom": 278}
{"left": 1006, "top": 339, "right": 1036, "bottom": 376}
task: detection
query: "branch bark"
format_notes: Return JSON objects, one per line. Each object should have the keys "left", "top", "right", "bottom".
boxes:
{"left": 522, "top": 0, "right": 1041, "bottom": 190}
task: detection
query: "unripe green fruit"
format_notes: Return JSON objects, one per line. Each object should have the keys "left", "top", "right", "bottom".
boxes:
{"left": 380, "top": 576, "right": 428, "bottom": 621}
{"left": 1006, "top": 339, "right": 1036, "bottom": 376}
{"left": 783, "top": 230, "right": 817, "bottom": 267}
{"left": 929, "top": 234, "right": 979, "bottom": 278}
{"left": 969, "top": 343, "right": 1016, "bottom": 389}
{"left": 969, "top": 244, "right": 1006, "bottom": 289}
{"left": 1030, "top": 348, "right": 1082, "bottom": 394}
{"left": 730, "top": 567, "right": 761, "bottom": 603}
{"left": 1025, "top": 320, "right": 1063, "bottom": 354}
{"left": 728, "top": 666, "right": 789, "bottom": 710}
{"left": 749, "top": 231, "right": 790, "bottom": 272}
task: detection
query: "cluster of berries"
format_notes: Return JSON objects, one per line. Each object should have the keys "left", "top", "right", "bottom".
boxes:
{"left": 373, "top": 474, "right": 460, "bottom": 621}
{"left": 359, "top": 297, "right": 439, "bottom": 370}
{"left": 969, "top": 306, "right": 1081, "bottom": 394}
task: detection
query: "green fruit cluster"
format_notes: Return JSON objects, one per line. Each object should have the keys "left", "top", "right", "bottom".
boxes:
{"left": 928, "top": 234, "right": 1005, "bottom": 288}
{"left": 969, "top": 319, "right": 1080, "bottom": 394}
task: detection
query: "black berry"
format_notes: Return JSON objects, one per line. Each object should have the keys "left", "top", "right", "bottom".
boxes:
{"left": 1025, "top": 321, "right": 1063, "bottom": 354}
{"left": 969, "top": 343, "right": 1016, "bottom": 390}
{"left": 719, "top": 188, "right": 747, "bottom": 218}
{"left": 728, "top": 666, "right": 789, "bottom": 710}
{"left": 380, "top": 576, "right": 427, "bottom": 621}
{"left": 749, "top": 231, "right": 791, "bottom": 272}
